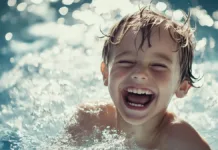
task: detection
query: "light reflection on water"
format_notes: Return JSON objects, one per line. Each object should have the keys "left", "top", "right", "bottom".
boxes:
{"left": 0, "top": 0, "right": 218, "bottom": 149}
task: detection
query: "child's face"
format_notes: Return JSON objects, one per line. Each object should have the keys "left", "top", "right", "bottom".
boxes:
{"left": 101, "top": 26, "right": 190, "bottom": 125}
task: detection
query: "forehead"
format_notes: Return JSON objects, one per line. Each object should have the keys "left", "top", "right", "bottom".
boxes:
{"left": 111, "top": 25, "right": 178, "bottom": 59}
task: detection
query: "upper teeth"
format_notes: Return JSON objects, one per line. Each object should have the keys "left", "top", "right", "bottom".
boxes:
{"left": 127, "top": 88, "right": 153, "bottom": 95}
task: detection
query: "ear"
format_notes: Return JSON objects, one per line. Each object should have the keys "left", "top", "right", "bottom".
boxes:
{"left": 175, "top": 80, "right": 191, "bottom": 98}
{"left": 100, "top": 62, "right": 108, "bottom": 86}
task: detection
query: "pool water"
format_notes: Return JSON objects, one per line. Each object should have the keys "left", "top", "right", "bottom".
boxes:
{"left": 0, "top": 0, "right": 218, "bottom": 149}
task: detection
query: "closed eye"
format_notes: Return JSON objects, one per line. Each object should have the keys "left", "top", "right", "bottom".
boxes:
{"left": 151, "top": 64, "right": 167, "bottom": 68}
{"left": 151, "top": 63, "right": 167, "bottom": 70}
{"left": 117, "top": 60, "right": 135, "bottom": 67}
{"left": 118, "top": 60, "right": 135, "bottom": 64}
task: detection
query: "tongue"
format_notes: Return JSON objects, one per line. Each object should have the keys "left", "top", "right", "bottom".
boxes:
{"left": 127, "top": 93, "right": 151, "bottom": 104}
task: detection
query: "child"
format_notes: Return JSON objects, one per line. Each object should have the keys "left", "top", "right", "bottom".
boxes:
{"left": 67, "top": 7, "right": 211, "bottom": 150}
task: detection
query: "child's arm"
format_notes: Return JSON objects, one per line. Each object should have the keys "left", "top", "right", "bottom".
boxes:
{"left": 167, "top": 121, "right": 211, "bottom": 150}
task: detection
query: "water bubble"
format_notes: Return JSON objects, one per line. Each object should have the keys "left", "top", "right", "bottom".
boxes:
{"left": 209, "top": 37, "right": 215, "bottom": 49}
{"left": 214, "top": 21, "right": 218, "bottom": 29}
{"left": 31, "top": 0, "right": 43, "bottom": 4}
{"left": 5, "top": 32, "right": 13, "bottom": 41}
{"left": 59, "top": 7, "right": 68, "bottom": 16}
{"left": 17, "top": 2, "right": 27, "bottom": 12}
{"left": 156, "top": 2, "right": 167, "bottom": 12}
{"left": 173, "top": 9, "right": 184, "bottom": 21}
{"left": 196, "top": 37, "right": 207, "bottom": 51}
{"left": 50, "top": 0, "right": 59, "bottom": 2}
{"left": 10, "top": 57, "right": 15, "bottom": 63}
{"left": 199, "top": 15, "right": 214, "bottom": 27}
{"left": 62, "top": 0, "right": 74, "bottom": 5}
{"left": 212, "top": 11, "right": 218, "bottom": 20}
{"left": 165, "top": 9, "right": 173, "bottom": 17}
{"left": 74, "top": 0, "right": 80, "bottom": 3}
{"left": 57, "top": 17, "right": 65, "bottom": 24}
{"left": 8, "top": 0, "right": 17, "bottom": 7}
{"left": 80, "top": 3, "right": 90, "bottom": 11}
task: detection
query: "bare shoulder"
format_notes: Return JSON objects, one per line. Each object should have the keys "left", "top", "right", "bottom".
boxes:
{"left": 67, "top": 101, "right": 116, "bottom": 137}
{"left": 166, "top": 116, "right": 211, "bottom": 150}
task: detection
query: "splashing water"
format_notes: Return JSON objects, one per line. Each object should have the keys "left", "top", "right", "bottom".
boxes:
{"left": 0, "top": 0, "right": 218, "bottom": 149}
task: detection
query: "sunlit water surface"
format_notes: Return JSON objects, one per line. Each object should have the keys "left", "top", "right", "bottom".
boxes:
{"left": 0, "top": 0, "right": 218, "bottom": 149}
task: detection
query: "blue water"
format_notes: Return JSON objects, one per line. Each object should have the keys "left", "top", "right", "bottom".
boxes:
{"left": 0, "top": 0, "right": 218, "bottom": 149}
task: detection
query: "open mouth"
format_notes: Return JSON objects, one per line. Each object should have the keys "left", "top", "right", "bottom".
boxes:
{"left": 121, "top": 88, "right": 156, "bottom": 110}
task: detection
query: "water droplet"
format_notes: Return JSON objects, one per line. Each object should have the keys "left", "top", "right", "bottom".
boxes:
{"left": 59, "top": 6, "right": 68, "bottom": 16}
{"left": 8, "top": 0, "right": 17, "bottom": 7}
{"left": 10, "top": 57, "right": 15, "bottom": 63}
{"left": 156, "top": 2, "right": 167, "bottom": 12}
{"left": 62, "top": 0, "right": 74, "bottom": 5}
{"left": 57, "top": 18, "right": 65, "bottom": 24}
{"left": 31, "top": 0, "right": 43, "bottom": 4}
{"left": 17, "top": 2, "right": 27, "bottom": 12}
{"left": 5, "top": 32, "right": 13, "bottom": 41}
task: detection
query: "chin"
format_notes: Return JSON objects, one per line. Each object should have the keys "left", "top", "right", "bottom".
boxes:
{"left": 126, "top": 118, "right": 148, "bottom": 126}
{"left": 119, "top": 110, "right": 151, "bottom": 126}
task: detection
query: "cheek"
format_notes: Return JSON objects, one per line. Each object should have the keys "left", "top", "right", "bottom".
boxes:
{"left": 117, "top": 71, "right": 127, "bottom": 78}
{"left": 151, "top": 71, "right": 171, "bottom": 84}
{"left": 152, "top": 71, "right": 178, "bottom": 94}
{"left": 110, "top": 67, "right": 129, "bottom": 80}
{"left": 108, "top": 68, "right": 128, "bottom": 100}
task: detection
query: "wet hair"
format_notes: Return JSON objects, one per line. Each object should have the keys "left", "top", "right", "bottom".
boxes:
{"left": 101, "top": 7, "right": 199, "bottom": 87}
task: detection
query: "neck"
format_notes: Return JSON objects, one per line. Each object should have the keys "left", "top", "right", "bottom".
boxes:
{"left": 116, "top": 110, "right": 169, "bottom": 148}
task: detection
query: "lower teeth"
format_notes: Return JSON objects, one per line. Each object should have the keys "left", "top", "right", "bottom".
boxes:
{"left": 128, "top": 102, "right": 144, "bottom": 107}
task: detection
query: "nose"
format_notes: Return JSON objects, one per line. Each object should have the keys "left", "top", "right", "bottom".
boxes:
{"left": 131, "top": 68, "right": 148, "bottom": 81}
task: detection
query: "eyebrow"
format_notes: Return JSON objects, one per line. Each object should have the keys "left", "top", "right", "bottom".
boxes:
{"left": 153, "top": 52, "right": 173, "bottom": 64}
{"left": 114, "top": 51, "right": 173, "bottom": 64}
{"left": 114, "top": 51, "right": 134, "bottom": 59}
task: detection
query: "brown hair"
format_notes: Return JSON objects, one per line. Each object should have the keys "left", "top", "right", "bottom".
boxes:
{"left": 101, "top": 7, "right": 199, "bottom": 87}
